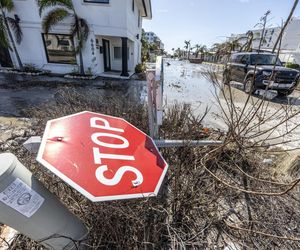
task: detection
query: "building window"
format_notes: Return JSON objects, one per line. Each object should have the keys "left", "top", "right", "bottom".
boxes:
{"left": 113, "top": 47, "right": 129, "bottom": 60}
{"left": 132, "top": 0, "right": 135, "bottom": 12}
{"left": 83, "top": 0, "right": 109, "bottom": 3}
{"left": 114, "top": 47, "right": 122, "bottom": 59}
{"left": 43, "top": 34, "right": 76, "bottom": 64}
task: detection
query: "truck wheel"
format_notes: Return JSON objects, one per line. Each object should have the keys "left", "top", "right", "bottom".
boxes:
{"left": 244, "top": 77, "right": 256, "bottom": 94}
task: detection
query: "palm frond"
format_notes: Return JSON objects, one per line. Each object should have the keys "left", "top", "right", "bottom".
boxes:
{"left": 6, "top": 16, "right": 22, "bottom": 44}
{"left": 0, "top": 0, "right": 14, "bottom": 12}
{"left": 42, "top": 8, "right": 70, "bottom": 33}
{"left": 0, "top": 14, "right": 10, "bottom": 49}
{"left": 37, "top": 0, "right": 73, "bottom": 16}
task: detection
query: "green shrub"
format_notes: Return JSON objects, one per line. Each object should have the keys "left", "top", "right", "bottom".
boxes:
{"left": 285, "top": 62, "right": 300, "bottom": 69}
{"left": 135, "top": 63, "right": 146, "bottom": 73}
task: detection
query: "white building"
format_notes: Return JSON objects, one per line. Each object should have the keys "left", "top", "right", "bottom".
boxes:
{"left": 278, "top": 18, "right": 300, "bottom": 64}
{"left": 230, "top": 27, "right": 281, "bottom": 51}
{"left": 0, "top": 0, "right": 152, "bottom": 77}
{"left": 229, "top": 18, "right": 300, "bottom": 64}
{"left": 144, "top": 31, "right": 164, "bottom": 50}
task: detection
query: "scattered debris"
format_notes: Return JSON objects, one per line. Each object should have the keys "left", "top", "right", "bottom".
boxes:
{"left": 263, "top": 158, "right": 273, "bottom": 165}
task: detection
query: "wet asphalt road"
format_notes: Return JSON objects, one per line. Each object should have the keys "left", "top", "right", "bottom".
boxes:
{"left": 0, "top": 73, "right": 147, "bottom": 117}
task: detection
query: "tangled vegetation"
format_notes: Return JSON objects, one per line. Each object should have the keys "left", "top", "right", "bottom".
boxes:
{"left": 0, "top": 84, "right": 299, "bottom": 249}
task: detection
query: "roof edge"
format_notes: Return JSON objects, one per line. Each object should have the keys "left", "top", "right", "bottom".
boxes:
{"left": 142, "top": 0, "right": 152, "bottom": 19}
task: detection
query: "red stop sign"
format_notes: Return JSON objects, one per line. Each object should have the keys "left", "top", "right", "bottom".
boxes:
{"left": 37, "top": 111, "right": 168, "bottom": 202}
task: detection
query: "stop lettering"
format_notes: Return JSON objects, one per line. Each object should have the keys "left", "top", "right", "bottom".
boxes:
{"left": 37, "top": 111, "right": 168, "bottom": 202}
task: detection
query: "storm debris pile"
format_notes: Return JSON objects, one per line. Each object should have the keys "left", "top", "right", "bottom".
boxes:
{"left": 0, "top": 88, "right": 299, "bottom": 249}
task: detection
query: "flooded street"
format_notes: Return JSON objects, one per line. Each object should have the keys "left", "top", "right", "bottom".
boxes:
{"left": 1, "top": 60, "right": 300, "bottom": 149}
{"left": 163, "top": 60, "right": 300, "bottom": 149}
{"left": 163, "top": 60, "right": 224, "bottom": 129}
{"left": 0, "top": 87, "right": 56, "bottom": 117}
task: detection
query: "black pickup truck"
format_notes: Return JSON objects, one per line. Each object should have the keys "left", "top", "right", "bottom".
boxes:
{"left": 223, "top": 52, "right": 300, "bottom": 96}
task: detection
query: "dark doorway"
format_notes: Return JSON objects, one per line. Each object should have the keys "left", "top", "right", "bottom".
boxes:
{"left": 0, "top": 45, "right": 13, "bottom": 67}
{"left": 102, "top": 39, "right": 111, "bottom": 72}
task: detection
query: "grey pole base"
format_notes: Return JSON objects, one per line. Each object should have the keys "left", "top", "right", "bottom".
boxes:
{"left": 0, "top": 153, "right": 88, "bottom": 250}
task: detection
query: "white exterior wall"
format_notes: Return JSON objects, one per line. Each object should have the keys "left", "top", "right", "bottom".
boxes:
{"left": 6, "top": 0, "right": 150, "bottom": 75}
{"left": 281, "top": 19, "right": 300, "bottom": 64}
{"left": 281, "top": 19, "right": 300, "bottom": 51}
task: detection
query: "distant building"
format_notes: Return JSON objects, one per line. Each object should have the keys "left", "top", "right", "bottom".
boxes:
{"left": 229, "top": 18, "right": 300, "bottom": 64}
{"left": 145, "top": 32, "right": 164, "bottom": 50}
{"left": 0, "top": 0, "right": 152, "bottom": 77}
{"left": 229, "top": 27, "right": 281, "bottom": 51}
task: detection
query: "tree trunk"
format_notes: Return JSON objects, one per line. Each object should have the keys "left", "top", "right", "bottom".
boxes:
{"left": 1, "top": 9, "right": 23, "bottom": 70}
{"left": 78, "top": 43, "right": 85, "bottom": 75}
{"left": 76, "top": 19, "right": 85, "bottom": 75}
{"left": 272, "top": 0, "right": 299, "bottom": 53}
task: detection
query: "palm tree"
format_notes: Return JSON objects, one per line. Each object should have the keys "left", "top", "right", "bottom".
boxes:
{"left": 38, "top": 0, "right": 89, "bottom": 75}
{"left": 194, "top": 44, "right": 207, "bottom": 59}
{"left": 184, "top": 40, "right": 191, "bottom": 59}
{"left": 213, "top": 40, "right": 241, "bottom": 55}
{"left": 210, "top": 41, "right": 239, "bottom": 62}
{"left": 193, "top": 44, "right": 200, "bottom": 58}
{"left": 174, "top": 47, "right": 182, "bottom": 58}
{"left": 200, "top": 45, "right": 208, "bottom": 60}
{"left": 227, "top": 39, "right": 241, "bottom": 52}
{"left": 0, "top": 0, "right": 23, "bottom": 70}
{"left": 239, "top": 31, "right": 254, "bottom": 52}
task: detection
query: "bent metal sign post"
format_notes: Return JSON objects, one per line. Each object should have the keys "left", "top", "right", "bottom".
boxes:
{"left": 37, "top": 111, "right": 168, "bottom": 202}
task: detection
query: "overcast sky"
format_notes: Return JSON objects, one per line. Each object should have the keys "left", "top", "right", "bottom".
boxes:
{"left": 142, "top": 0, "right": 300, "bottom": 52}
